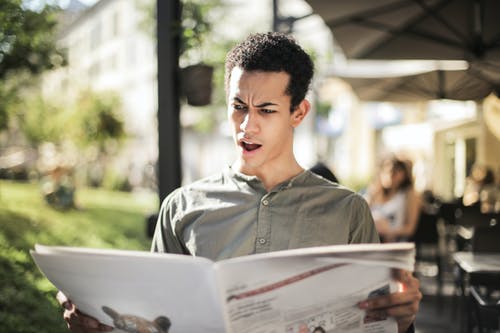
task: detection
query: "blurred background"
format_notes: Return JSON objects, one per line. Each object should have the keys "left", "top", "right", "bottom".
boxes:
{"left": 1, "top": 0, "right": 499, "bottom": 332}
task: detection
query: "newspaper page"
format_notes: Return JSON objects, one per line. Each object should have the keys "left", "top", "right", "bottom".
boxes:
{"left": 32, "top": 243, "right": 414, "bottom": 333}
{"left": 31, "top": 245, "right": 226, "bottom": 333}
{"left": 216, "top": 243, "right": 414, "bottom": 333}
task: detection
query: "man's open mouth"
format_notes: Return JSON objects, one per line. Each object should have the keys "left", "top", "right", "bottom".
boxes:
{"left": 241, "top": 141, "right": 262, "bottom": 152}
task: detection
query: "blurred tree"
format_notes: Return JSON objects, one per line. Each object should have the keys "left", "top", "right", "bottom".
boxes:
{"left": 179, "top": 0, "right": 221, "bottom": 63}
{"left": 0, "top": 0, "right": 63, "bottom": 78}
{"left": 0, "top": 0, "right": 64, "bottom": 131}
{"left": 9, "top": 88, "right": 125, "bottom": 151}
{"left": 70, "top": 90, "right": 127, "bottom": 188}
{"left": 72, "top": 90, "right": 125, "bottom": 151}
{"left": 15, "top": 95, "right": 67, "bottom": 146}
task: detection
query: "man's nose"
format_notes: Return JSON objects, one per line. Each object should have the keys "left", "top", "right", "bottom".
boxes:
{"left": 240, "top": 111, "right": 259, "bottom": 133}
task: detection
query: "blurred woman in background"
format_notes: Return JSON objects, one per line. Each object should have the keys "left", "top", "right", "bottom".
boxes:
{"left": 364, "top": 156, "right": 421, "bottom": 243}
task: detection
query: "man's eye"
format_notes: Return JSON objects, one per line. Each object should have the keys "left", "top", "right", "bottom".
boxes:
{"left": 233, "top": 104, "right": 246, "bottom": 111}
{"left": 261, "top": 109, "right": 276, "bottom": 114}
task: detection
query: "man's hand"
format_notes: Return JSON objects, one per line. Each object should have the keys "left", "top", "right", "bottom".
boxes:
{"left": 56, "top": 291, "right": 113, "bottom": 333}
{"left": 358, "top": 269, "right": 422, "bottom": 333}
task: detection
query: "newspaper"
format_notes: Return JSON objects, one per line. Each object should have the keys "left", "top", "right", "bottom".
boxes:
{"left": 31, "top": 242, "right": 415, "bottom": 333}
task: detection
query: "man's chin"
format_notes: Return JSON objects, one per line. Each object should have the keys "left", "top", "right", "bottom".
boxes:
{"left": 235, "top": 158, "right": 261, "bottom": 175}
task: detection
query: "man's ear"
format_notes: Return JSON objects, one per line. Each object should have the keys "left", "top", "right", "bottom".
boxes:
{"left": 291, "top": 99, "right": 310, "bottom": 127}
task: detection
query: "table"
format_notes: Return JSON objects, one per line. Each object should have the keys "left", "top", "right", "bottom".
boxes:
{"left": 453, "top": 252, "right": 500, "bottom": 273}
{"left": 453, "top": 252, "right": 500, "bottom": 332}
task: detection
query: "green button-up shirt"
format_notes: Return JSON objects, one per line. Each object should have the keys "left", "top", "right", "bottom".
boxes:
{"left": 152, "top": 166, "right": 379, "bottom": 261}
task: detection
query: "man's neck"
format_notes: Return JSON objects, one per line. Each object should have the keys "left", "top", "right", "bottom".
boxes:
{"left": 234, "top": 159, "right": 304, "bottom": 192}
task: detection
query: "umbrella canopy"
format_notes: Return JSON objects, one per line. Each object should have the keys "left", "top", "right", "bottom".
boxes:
{"left": 331, "top": 60, "right": 496, "bottom": 102}
{"left": 305, "top": 0, "right": 500, "bottom": 100}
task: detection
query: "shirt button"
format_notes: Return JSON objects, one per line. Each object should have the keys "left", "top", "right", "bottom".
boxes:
{"left": 258, "top": 238, "right": 266, "bottom": 244}
{"left": 262, "top": 199, "right": 269, "bottom": 206}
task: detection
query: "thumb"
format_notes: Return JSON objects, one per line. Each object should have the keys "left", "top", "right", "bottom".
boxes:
{"left": 56, "top": 290, "right": 72, "bottom": 310}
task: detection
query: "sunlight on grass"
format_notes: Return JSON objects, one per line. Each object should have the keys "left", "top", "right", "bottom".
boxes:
{"left": 0, "top": 179, "right": 160, "bottom": 333}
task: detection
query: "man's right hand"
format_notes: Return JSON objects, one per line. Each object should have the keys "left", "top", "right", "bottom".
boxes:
{"left": 57, "top": 291, "right": 113, "bottom": 332}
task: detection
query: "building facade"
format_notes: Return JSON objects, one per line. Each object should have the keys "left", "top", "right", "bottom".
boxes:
{"left": 43, "top": 0, "right": 158, "bottom": 188}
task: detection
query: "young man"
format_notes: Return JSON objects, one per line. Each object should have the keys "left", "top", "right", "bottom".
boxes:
{"left": 59, "top": 32, "right": 421, "bottom": 333}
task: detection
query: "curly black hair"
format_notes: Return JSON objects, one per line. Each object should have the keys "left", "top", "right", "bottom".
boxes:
{"left": 225, "top": 32, "right": 314, "bottom": 112}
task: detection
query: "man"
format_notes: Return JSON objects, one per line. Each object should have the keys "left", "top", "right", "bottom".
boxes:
{"left": 59, "top": 32, "right": 421, "bottom": 333}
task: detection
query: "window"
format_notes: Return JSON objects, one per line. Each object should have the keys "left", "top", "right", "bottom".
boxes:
{"left": 90, "top": 21, "right": 102, "bottom": 50}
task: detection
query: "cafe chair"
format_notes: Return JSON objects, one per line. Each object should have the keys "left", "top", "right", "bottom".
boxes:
{"left": 468, "top": 271, "right": 500, "bottom": 333}
{"left": 438, "top": 201, "right": 459, "bottom": 226}
{"left": 466, "top": 225, "right": 500, "bottom": 332}
{"left": 410, "top": 210, "right": 443, "bottom": 293}
{"left": 471, "top": 223, "right": 500, "bottom": 253}
{"left": 455, "top": 206, "right": 499, "bottom": 251}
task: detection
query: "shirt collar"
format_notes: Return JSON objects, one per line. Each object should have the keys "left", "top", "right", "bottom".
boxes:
{"left": 224, "top": 164, "right": 311, "bottom": 193}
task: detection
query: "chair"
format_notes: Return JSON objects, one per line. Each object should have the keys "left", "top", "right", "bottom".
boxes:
{"left": 410, "top": 210, "right": 443, "bottom": 294}
{"left": 454, "top": 206, "right": 498, "bottom": 251}
{"left": 469, "top": 272, "right": 500, "bottom": 333}
{"left": 439, "top": 201, "right": 460, "bottom": 226}
{"left": 467, "top": 224, "right": 500, "bottom": 332}
{"left": 472, "top": 222, "right": 500, "bottom": 253}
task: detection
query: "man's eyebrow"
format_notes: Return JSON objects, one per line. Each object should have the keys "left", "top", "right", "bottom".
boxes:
{"left": 232, "top": 97, "right": 246, "bottom": 105}
{"left": 255, "top": 102, "right": 278, "bottom": 108}
{"left": 232, "top": 97, "right": 278, "bottom": 108}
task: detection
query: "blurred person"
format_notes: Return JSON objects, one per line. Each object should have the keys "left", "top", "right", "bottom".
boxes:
{"left": 462, "top": 163, "right": 495, "bottom": 208}
{"left": 41, "top": 165, "right": 76, "bottom": 210}
{"left": 479, "top": 178, "right": 500, "bottom": 213}
{"left": 364, "top": 156, "right": 421, "bottom": 243}
{"left": 57, "top": 32, "right": 421, "bottom": 333}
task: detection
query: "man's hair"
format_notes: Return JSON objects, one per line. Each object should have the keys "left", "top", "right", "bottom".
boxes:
{"left": 225, "top": 32, "right": 314, "bottom": 111}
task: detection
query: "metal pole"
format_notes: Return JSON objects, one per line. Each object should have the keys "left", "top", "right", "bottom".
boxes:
{"left": 156, "top": 0, "right": 182, "bottom": 203}
{"left": 272, "top": 0, "right": 279, "bottom": 32}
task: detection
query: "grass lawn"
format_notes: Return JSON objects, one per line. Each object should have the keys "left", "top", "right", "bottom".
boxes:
{"left": 0, "top": 179, "right": 159, "bottom": 333}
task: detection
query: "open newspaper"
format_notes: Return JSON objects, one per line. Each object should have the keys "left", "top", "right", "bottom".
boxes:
{"left": 31, "top": 242, "right": 415, "bottom": 333}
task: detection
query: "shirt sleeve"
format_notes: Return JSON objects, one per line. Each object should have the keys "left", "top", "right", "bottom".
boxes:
{"left": 150, "top": 188, "right": 190, "bottom": 255}
{"left": 348, "top": 193, "right": 380, "bottom": 244}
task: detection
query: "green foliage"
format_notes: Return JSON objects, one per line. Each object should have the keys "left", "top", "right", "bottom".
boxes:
{"left": 0, "top": 0, "right": 63, "bottom": 132}
{"left": 137, "top": 0, "right": 222, "bottom": 62}
{"left": 72, "top": 90, "right": 126, "bottom": 150}
{"left": 0, "top": 70, "right": 33, "bottom": 131}
{"left": 101, "top": 169, "right": 132, "bottom": 192}
{"left": 0, "top": 243, "right": 67, "bottom": 333}
{"left": 0, "top": 88, "right": 8, "bottom": 130}
{"left": 0, "top": 0, "right": 63, "bottom": 79}
{"left": 316, "top": 100, "right": 332, "bottom": 118}
{"left": 2, "top": 87, "right": 125, "bottom": 158}
{"left": 0, "top": 179, "right": 157, "bottom": 332}
{"left": 180, "top": 0, "right": 217, "bottom": 57}
{"left": 14, "top": 95, "right": 67, "bottom": 146}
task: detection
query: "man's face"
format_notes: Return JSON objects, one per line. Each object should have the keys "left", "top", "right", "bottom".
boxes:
{"left": 227, "top": 67, "right": 304, "bottom": 176}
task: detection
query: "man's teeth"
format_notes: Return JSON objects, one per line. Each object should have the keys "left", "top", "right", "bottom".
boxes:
{"left": 243, "top": 142, "right": 261, "bottom": 151}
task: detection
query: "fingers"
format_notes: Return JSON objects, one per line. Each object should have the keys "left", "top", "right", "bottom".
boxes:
{"left": 392, "top": 269, "right": 418, "bottom": 286}
{"left": 359, "top": 288, "right": 421, "bottom": 314}
{"left": 56, "top": 290, "right": 72, "bottom": 310}
{"left": 359, "top": 270, "right": 422, "bottom": 333}
{"left": 56, "top": 291, "right": 113, "bottom": 332}
{"left": 63, "top": 308, "right": 114, "bottom": 333}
